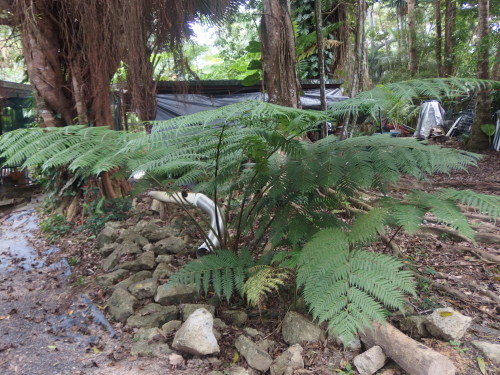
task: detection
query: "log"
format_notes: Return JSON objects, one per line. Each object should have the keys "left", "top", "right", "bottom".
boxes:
{"left": 360, "top": 322, "right": 456, "bottom": 375}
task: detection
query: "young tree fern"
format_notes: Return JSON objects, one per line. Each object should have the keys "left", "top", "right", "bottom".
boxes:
{"left": 1, "top": 79, "right": 499, "bottom": 345}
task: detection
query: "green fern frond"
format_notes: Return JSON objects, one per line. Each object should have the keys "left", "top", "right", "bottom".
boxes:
{"left": 389, "top": 204, "right": 426, "bottom": 234}
{"left": 243, "top": 265, "right": 290, "bottom": 307}
{"left": 432, "top": 189, "right": 500, "bottom": 221}
{"left": 298, "top": 228, "right": 415, "bottom": 344}
{"left": 349, "top": 208, "right": 388, "bottom": 244}
{"left": 167, "top": 248, "right": 254, "bottom": 300}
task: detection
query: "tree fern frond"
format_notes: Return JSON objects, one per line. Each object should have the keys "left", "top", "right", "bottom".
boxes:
{"left": 349, "top": 208, "right": 388, "bottom": 244}
{"left": 433, "top": 189, "right": 500, "bottom": 221}
{"left": 243, "top": 265, "right": 289, "bottom": 307}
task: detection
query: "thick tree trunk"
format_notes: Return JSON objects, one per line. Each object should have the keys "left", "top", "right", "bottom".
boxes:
{"left": 468, "top": 0, "right": 490, "bottom": 151}
{"left": 494, "top": 38, "right": 500, "bottom": 81}
{"left": 434, "top": 0, "right": 442, "bottom": 77}
{"left": 407, "top": 0, "right": 417, "bottom": 76}
{"left": 262, "top": 0, "right": 300, "bottom": 108}
{"left": 443, "top": 0, "right": 456, "bottom": 77}
{"left": 325, "top": 1, "right": 349, "bottom": 78}
{"left": 19, "top": 2, "right": 75, "bottom": 127}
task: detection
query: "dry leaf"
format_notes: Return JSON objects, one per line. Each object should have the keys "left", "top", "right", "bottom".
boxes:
{"left": 477, "top": 356, "right": 487, "bottom": 375}
{"left": 439, "top": 311, "right": 454, "bottom": 317}
{"left": 0, "top": 315, "right": 10, "bottom": 320}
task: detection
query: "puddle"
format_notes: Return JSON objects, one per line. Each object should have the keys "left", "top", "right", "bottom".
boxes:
{"left": 0, "top": 209, "right": 69, "bottom": 274}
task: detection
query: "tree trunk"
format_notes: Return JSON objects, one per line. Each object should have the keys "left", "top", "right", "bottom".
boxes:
{"left": 262, "top": 0, "right": 300, "bottom": 108}
{"left": 407, "top": 0, "right": 417, "bottom": 76}
{"left": 434, "top": 0, "right": 442, "bottom": 77}
{"left": 443, "top": 0, "right": 456, "bottom": 77}
{"left": 315, "top": 0, "right": 327, "bottom": 138}
{"left": 493, "top": 37, "right": 500, "bottom": 81}
{"left": 468, "top": 0, "right": 490, "bottom": 151}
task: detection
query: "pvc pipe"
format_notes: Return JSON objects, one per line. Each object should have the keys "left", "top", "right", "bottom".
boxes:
{"left": 149, "top": 191, "right": 224, "bottom": 256}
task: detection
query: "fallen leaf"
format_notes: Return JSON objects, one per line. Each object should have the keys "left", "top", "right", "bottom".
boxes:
{"left": 232, "top": 351, "right": 239, "bottom": 363}
{"left": 0, "top": 315, "right": 10, "bottom": 320}
{"left": 439, "top": 311, "right": 454, "bottom": 317}
{"left": 47, "top": 345, "right": 58, "bottom": 351}
{"left": 92, "top": 347, "right": 101, "bottom": 354}
{"left": 477, "top": 356, "right": 487, "bottom": 375}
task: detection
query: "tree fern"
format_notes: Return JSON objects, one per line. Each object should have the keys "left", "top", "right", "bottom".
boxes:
{"left": 243, "top": 265, "right": 290, "bottom": 308}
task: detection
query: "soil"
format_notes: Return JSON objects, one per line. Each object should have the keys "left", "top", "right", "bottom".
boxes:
{"left": 0, "top": 146, "right": 498, "bottom": 375}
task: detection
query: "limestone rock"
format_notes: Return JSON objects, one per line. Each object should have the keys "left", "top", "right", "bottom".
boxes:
{"left": 121, "top": 251, "right": 156, "bottom": 271}
{"left": 133, "top": 327, "right": 163, "bottom": 342}
{"left": 471, "top": 341, "right": 500, "bottom": 365}
{"left": 256, "top": 339, "right": 275, "bottom": 354}
{"left": 107, "top": 288, "right": 138, "bottom": 322}
{"left": 113, "top": 270, "right": 152, "bottom": 291}
{"left": 99, "top": 243, "right": 117, "bottom": 257}
{"left": 153, "top": 262, "right": 176, "bottom": 280}
{"left": 156, "top": 254, "right": 174, "bottom": 263}
{"left": 180, "top": 303, "right": 216, "bottom": 321}
{"left": 96, "top": 269, "right": 129, "bottom": 288}
{"left": 213, "top": 318, "right": 228, "bottom": 329}
{"left": 328, "top": 333, "right": 362, "bottom": 351}
{"left": 146, "top": 228, "right": 176, "bottom": 242}
{"left": 227, "top": 366, "right": 250, "bottom": 375}
{"left": 400, "top": 315, "right": 429, "bottom": 338}
{"left": 119, "top": 241, "right": 142, "bottom": 256}
{"left": 131, "top": 341, "right": 154, "bottom": 357}
{"left": 127, "top": 303, "right": 178, "bottom": 328}
{"left": 96, "top": 225, "right": 121, "bottom": 249}
{"left": 118, "top": 229, "right": 142, "bottom": 244}
{"left": 353, "top": 346, "right": 388, "bottom": 375}
{"left": 161, "top": 320, "right": 182, "bottom": 335}
{"left": 220, "top": 310, "right": 248, "bottom": 326}
{"left": 154, "top": 236, "right": 187, "bottom": 255}
{"left": 135, "top": 220, "right": 161, "bottom": 237}
{"left": 244, "top": 328, "right": 263, "bottom": 338}
{"left": 172, "top": 308, "right": 220, "bottom": 355}
{"left": 270, "top": 344, "right": 304, "bottom": 375}
{"left": 155, "top": 283, "right": 198, "bottom": 305}
{"left": 282, "top": 311, "right": 324, "bottom": 345}
{"left": 424, "top": 308, "right": 472, "bottom": 341}
{"left": 235, "top": 335, "right": 272, "bottom": 372}
{"left": 102, "top": 248, "right": 122, "bottom": 271}
{"left": 128, "top": 277, "right": 158, "bottom": 299}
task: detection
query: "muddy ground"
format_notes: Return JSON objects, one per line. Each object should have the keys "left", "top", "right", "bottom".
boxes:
{"left": 0, "top": 147, "right": 498, "bottom": 375}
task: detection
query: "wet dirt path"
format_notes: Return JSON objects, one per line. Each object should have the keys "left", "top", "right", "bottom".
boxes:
{"left": 0, "top": 205, "right": 117, "bottom": 375}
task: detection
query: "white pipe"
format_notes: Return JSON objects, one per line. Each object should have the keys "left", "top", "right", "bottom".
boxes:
{"left": 149, "top": 191, "right": 224, "bottom": 256}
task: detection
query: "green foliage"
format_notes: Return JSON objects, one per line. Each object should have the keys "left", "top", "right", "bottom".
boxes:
{"left": 39, "top": 214, "right": 70, "bottom": 242}
{"left": 78, "top": 197, "right": 132, "bottom": 235}
{"left": 480, "top": 124, "right": 496, "bottom": 144}
{"left": 297, "top": 228, "right": 415, "bottom": 343}
{"left": 1, "top": 80, "right": 498, "bottom": 344}
{"left": 168, "top": 249, "right": 255, "bottom": 301}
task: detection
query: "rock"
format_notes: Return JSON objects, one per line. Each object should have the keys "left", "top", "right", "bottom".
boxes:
{"left": 353, "top": 346, "right": 388, "bottom": 375}
{"left": 96, "top": 269, "right": 129, "bottom": 288}
{"left": 168, "top": 352, "right": 185, "bottom": 366}
{"left": 96, "top": 225, "right": 121, "bottom": 249}
{"left": 235, "top": 335, "right": 272, "bottom": 372}
{"left": 128, "top": 277, "right": 158, "bottom": 299}
{"left": 102, "top": 248, "right": 122, "bottom": 271}
{"left": 131, "top": 341, "right": 154, "bottom": 357}
{"left": 107, "top": 288, "right": 138, "bottom": 322}
{"left": 162, "top": 320, "right": 182, "bottom": 334}
{"left": 227, "top": 366, "right": 250, "bottom": 375}
{"left": 155, "top": 283, "right": 198, "bottom": 305}
{"left": 213, "top": 318, "right": 228, "bottom": 329}
{"left": 153, "top": 262, "right": 176, "bottom": 280}
{"left": 153, "top": 343, "right": 172, "bottom": 357}
{"left": 471, "top": 341, "right": 500, "bottom": 365}
{"left": 424, "top": 308, "right": 472, "bottom": 341}
{"left": 99, "top": 243, "right": 117, "bottom": 257}
{"left": 146, "top": 228, "right": 176, "bottom": 242}
{"left": 118, "top": 229, "right": 141, "bottom": 244}
{"left": 133, "top": 327, "right": 163, "bottom": 342}
{"left": 113, "top": 270, "right": 153, "bottom": 291}
{"left": 156, "top": 254, "right": 174, "bottom": 263}
{"left": 180, "top": 303, "right": 216, "bottom": 321}
{"left": 172, "top": 308, "right": 220, "bottom": 355}
{"left": 135, "top": 220, "right": 161, "bottom": 236}
{"left": 127, "top": 303, "right": 178, "bottom": 328}
{"left": 282, "top": 311, "right": 324, "bottom": 345}
{"left": 121, "top": 251, "right": 156, "bottom": 271}
{"left": 244, "top": 328, "right": 263, "bottom": 338}
{"left": 143, "top": 243, "right": 155, "bottom": 252}
{"left": 154, "top": 236, "right": 187, "bottom": 254}
{"left": 220, "top": 310, "right": 248, "bottom": 326}
{"left": 119, "top": 241, "right": 142, "bottom": 256}
{"left": 270, "top": 344, "right": 304, "bottom": 375}
{"left": 256, "top": 339, "right": 275, "bottom": 354}
{"left": 400, "top": 315, "right": 429, "bottom": 338}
